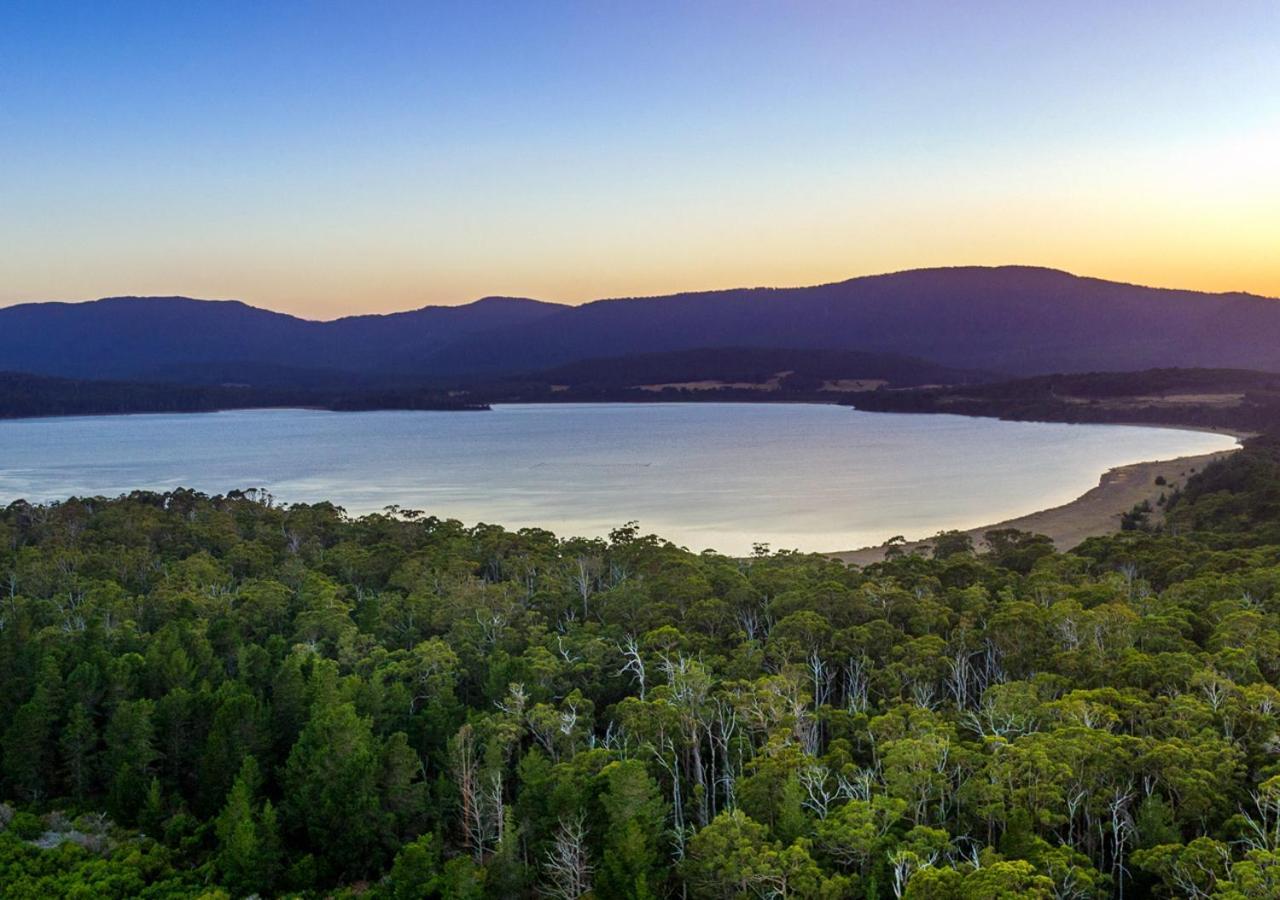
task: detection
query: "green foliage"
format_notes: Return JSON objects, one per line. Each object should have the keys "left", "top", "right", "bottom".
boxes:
{"left": 684, "top": 810, "right": 844, "bottom": 899}
{"left": 596, "top": 759, "right": 669, "bottom": 899}
{"left": 214, "top": 756, "right": 280, "bottom": 896}
{"left": 103, "top": 700, "right": 156, "bottom": 824}
{"left": 282, "top": 701, "right": 385, "bottom": 879}
{"left": 387, "top": 832, "right": 442, "bottom": 898}
{"left": 0, "top": 830, "right": 205, "bottom": 898}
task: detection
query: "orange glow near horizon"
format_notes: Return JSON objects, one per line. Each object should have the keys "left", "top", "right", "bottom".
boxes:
{"left": 2, "top": 3, "right": 1277, "bottom": 318}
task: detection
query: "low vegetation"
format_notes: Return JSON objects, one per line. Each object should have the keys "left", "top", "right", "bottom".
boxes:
{"left": 0, "top": 372, "right": 488, "bottom": 420}
{"left": 846, "top": 368, "right": 1280, "bottom": 434}
{"left": 0, "top": 347, "right": 988, "bottom": 419}
{"left": 5, "top": 440, "right": 1280, "bottom": 897}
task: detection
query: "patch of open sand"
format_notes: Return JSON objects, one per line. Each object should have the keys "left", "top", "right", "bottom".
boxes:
{"left": 636, "top": 379, "right": 781, "bottom": 392}
{"left": 820, "top": 379, "right": 888, "bottom": 392}
{"left": 1056, "top": 392, "right": 1245, "bottom": 408}
{"left": 829, "top": 446, "right": 1241, "bottom": 566}
{"left": 636, "top": 371, "right": 794, "bottom": 393}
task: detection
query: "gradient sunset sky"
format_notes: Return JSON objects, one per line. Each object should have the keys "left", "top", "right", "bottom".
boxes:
{"left": 3, "top": 1, "right": 1277, "bottom": 317}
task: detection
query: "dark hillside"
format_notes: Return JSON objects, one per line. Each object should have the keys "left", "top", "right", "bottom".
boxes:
{"left": 846, "top": 367, "right": 1280, "bottom": 433}
{"left": 0, "top": 372, "right": 486, "bottom": 418}
{"left": 424, "top": 266, "right": 1280, "bottom": 376}
{"left": 4, "top": 268, "right": 1280, "bottom": 385}
{"left": 0, "top": 295, "right": 564, "bottom": 383}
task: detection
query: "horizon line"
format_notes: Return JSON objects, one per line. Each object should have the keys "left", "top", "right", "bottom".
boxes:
{"left": 3, "top": 262, "right": 1277, "bottom": 322}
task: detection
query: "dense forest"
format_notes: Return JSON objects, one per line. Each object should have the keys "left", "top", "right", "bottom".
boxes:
{"left": 12, "top": 363, "right": 1280, "bottom": 434}
{"left": 0, "top": 345, "right": 988, "bottom": 420}
{"left": 0, "top": 372, "right": 488, "bottom": 420}
{"left": 4, "top": 439, "right": 1280, "bottom": 897}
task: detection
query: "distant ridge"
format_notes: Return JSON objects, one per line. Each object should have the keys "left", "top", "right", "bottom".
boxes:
{"left": 428, "top": 266, "right": 1280, "bottom": 377}
{"left": 3, "top": 266, "right": 1279, "bottom": 385}
{"left": 0, "top": 294, "right": 564, "bottom": 382}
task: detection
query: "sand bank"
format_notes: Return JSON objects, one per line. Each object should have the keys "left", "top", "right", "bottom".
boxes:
{"left": 830, "top": 445, "right": 1241, "bottom": 566}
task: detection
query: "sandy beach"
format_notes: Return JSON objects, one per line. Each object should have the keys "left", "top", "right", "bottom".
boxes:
{"left": 830, "top": 442, "right": 1243, "bottom": 565}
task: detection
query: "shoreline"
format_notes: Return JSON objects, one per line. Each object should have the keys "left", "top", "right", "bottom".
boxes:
{"left": 0, "top": 403, "right": 491, "bottom": 423}
{"left": 3, "top": 397, "right": 1268, "bottom": 428}
{"left": 829, "top": 443, "right": 1242, "bottom": 566}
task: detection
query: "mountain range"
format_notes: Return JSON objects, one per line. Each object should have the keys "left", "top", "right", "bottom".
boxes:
{"left": 2, "top": 266, "right": 1278, "bottom": 388}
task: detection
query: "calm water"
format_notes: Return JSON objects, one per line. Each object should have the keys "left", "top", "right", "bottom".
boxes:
{"left": 0, "top": 404, "right": 1236, "bottom": 554}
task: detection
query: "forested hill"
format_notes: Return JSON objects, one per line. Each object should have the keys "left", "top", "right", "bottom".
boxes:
{"left": 6, "top": 267, "right": 1280, "bottom": 385}
{"left": 6, "top": 439, "right": 1280, "bottom": 895}
{"left": 425, "top": 267, "right": 1280, "bottom": 377}
{"left": 846, "top": 367, "right": 1280, "bottom": 434}
{"left": 0, "top": 295, "right": 564, "bottom": 383}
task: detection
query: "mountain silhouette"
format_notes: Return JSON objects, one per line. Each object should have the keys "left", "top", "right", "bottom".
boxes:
{"left": 2, "top": 267, "right": 1277, "bottom": 385}
{"left": 0, "top": 295, "right": 563, "bottom": 383}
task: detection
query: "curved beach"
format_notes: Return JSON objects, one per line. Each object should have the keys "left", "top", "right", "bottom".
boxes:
{"left": 830, "top": 443, "right": 1242, "bottom": 565}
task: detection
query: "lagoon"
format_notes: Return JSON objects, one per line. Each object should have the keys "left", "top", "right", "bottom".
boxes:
{"left": 0, "top": 404, "right": 1237, "bottom": 555}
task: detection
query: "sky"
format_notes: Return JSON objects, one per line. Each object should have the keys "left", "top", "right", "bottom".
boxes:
{"left": 1, "top": 1, "right": 1277, "bottom": 318}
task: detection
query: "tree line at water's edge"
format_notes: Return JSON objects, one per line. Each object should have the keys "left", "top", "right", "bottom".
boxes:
{"left": 5, "top": 441, "right": 1280, "bottom": 897}
{"left": 844, "top": 368, "right": 1280, "bottom": 436}
{"left": 0, "top": 372, "right": 490, "bottom": 419}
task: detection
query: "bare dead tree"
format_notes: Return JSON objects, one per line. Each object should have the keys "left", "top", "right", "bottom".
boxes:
{"left": 709, "top": 696, "right": 738, "bottom": 815}
{"left": 808, "top": 649, "right": 833, "bottom": 711}
{"left": 844, "top": 656, "right": 871, "bottom": 714}
{"left": 452, "top": 724, "right": 499, "bottom": 860}
{"left": 797, "top": 763, "right": 858, "bottom": 819}
{"left": 540, "top": 812, "right": 593, "bottom": 900}
{"left": 572, "top": 556, "right": 599, "bottom": 621}
{"left": 1107, "top": 784, "right": 1136, "bottom": 900}
{"left": 618, "top": 635, "right": 646, "bottom": 699}
{"left": 945, "top": 646, "right": 975, "bottom": 711}
{"left": 453, "top": 724, "right": 482, "bottom": 858}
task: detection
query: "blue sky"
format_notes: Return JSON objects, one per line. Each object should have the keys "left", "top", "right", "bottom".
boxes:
{"left": 2, "top": 1, "right": 1277, "bottom": 316}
